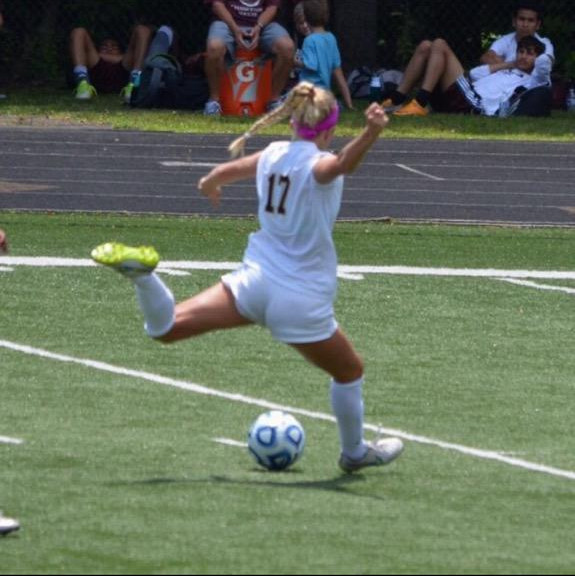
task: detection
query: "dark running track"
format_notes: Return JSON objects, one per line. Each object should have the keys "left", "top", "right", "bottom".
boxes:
{"left": 0, "top": 126, "right": 574, "bottom": 226}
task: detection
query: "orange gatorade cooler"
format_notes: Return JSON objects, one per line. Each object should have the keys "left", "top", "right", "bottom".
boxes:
{"left": 220, "top": 47, "right": 272, "bottom": 116}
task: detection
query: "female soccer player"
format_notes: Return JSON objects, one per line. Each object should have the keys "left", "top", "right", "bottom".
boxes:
{"left": 91, "top": 82, "right": 404, "bottom": 473}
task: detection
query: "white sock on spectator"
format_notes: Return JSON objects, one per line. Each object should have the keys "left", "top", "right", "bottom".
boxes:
{"left": 73, "top": 65, "right": 89, "bottom": 82}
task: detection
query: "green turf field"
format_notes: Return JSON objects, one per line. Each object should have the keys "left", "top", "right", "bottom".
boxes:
{"left": 1, "top": 214, "right": 575, "bottom": 575}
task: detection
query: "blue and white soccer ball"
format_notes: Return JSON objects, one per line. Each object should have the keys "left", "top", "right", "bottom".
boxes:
{"left": 248, "top": 410, "right": 306, "bottom": 471}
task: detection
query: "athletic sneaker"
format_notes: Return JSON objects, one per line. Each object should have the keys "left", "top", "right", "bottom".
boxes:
{"left": 338, "top": 437, "right": 404, "bottom": 473}
{"left": 0, "top": 512, "right": 20, "bottom": 536}
{"left": 91, "top": 242, "right": 160, "bottom": 278}
{"left": 74, "top": 79, "right": 97, "bottom": 100}
{"left": 120, "top": 82, "right": 135, "bottom": 105}
{"left": 393, "top": 99, "right": 429, "bottom": 117}
{"left": 204, "top": 99, "right": 222, "bottom": 116}
{"left": 380, "top": 98, "right": 402, "bottom": 113}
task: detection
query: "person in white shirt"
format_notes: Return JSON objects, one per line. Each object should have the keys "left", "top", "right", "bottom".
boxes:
{"left": 91, "top": 82, "right": 404, "bottom": 474}
{"left": 391, "top": 35, "right": 550, "bottom": 117}
{"left": 480, "top": 0, "right": 554, "bottom": 66}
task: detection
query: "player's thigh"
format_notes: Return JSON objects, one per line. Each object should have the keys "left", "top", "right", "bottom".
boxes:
{"left": 162, "top": 282, "right": 252, "bottom": 341}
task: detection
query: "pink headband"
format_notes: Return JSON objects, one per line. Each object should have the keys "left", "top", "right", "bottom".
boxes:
{"left": 293, "top": 106, "right": 339, "bottom": 140}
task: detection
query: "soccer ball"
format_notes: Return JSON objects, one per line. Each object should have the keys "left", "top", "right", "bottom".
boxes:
{"left": 247, "top": 410, "right": 306, "bottom": 471}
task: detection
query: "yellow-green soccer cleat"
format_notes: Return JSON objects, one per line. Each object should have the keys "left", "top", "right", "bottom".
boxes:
{"left": 74, "top": 79, "right": 97, "bottom": 100}
{"left": 120, "top": 82, "right": 135, "bottom": 105}
{"left": 91, "top": 242, "right": 160, "bottom": 278}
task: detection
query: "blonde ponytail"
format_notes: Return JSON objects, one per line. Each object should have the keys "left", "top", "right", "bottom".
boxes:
{"left": 228, "top": 82, "right": 337, "bottom": 158}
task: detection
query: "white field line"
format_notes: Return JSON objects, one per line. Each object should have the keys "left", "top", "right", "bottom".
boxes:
{"left": 395, "top": 163, "right": 445, "bottom": 181}
{"left": 336, "top": 272, "right": 365, "bottom": 281}
{"left": 498, "top": 278, "right": 575, "bottom": 295}
{"left": 0, "top": 266, "right": 14, "bottom": 273}
{"left": 1, "top": 339, "right": 575, "bottom": 482}
{"left": 2, "top": 257, "right": 575, "bottom": 282}
{"left": 212, "top": 437, "right": 248, "bottom": 448}
{"left": 0, "top": 435, "right": 24, "bottom": 445}
{"left": 157, "top": 268, "right": 191, "bottom": 277}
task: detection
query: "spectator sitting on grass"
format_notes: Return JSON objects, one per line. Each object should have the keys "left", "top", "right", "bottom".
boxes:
{"left": 70, "top": 24, "right": 153, "bottom": 104}
{"left": 390, "top": 35, "right": 551, "bottom": 117}
{"left": 383, "top": 0, "right": 554, "bottom": 116}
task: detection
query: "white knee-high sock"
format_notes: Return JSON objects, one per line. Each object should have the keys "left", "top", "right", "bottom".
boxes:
{"left": 133, "top": 273, "right": 175, "bottom": 337}
{"left": 330, "top": 377, "right": 367, "bottom": 459}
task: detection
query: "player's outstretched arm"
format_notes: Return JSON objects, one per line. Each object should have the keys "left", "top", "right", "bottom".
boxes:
{"left": 313, "top": 103, "right": 388, "bottom": 184}
{"left": 198, "top": 152, "right": 262, "bottom": 208}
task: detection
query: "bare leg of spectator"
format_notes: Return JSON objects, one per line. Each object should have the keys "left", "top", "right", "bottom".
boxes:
{"left": 70, "top": 27, "right": 100, "bottom": 70}
{"left": 270, "top": 36, "right": 295, "bottom": 101}
{"left": 122, "top": 25, "right": 154, "bottom": 72}
{"left": 420, "top": 39, "right": 464, "bottom": 93}
{"left": 205, "top": 39, "right": 227, "bottom": 103}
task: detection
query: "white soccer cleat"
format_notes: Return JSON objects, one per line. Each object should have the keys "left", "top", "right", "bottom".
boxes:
{"left": 339, "top": 437, "right": 404, "bottom": 473}
{"left": 0, "top": 512, "right": 20, "bottom": 536}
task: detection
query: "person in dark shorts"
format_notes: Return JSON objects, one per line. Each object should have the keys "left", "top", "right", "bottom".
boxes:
{"left": 70, "top": 25, "right": 153, "bottom": 103}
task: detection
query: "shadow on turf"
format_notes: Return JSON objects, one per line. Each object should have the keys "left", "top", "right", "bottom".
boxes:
{"left": 106, "top": 473, "right": 389, "bottom": 501}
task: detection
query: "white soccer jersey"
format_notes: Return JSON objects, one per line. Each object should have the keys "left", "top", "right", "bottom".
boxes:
{"left": 243, "top": 140, "right": 344, "bottom": 298}
{"left": 469, "top": 54, "right": 552, "bottom": 116}
{"left": 489, "top": 32, "right": 554, "bottom": 63}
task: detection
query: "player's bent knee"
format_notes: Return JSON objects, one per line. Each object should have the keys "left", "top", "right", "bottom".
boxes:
{"left": 334, "top": 358, "right": 364, "bottom": 384}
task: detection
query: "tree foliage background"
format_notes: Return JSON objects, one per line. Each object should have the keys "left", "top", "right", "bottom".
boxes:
{"left": 0, "top": 0, "right": 573, "bottom": 86}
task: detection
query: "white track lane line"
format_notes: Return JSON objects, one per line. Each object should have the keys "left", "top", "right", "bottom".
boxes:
{"left": 395, "top": 163, "right": 445, "bottom": 181}
{"left": 1, "top": 340, "right": 574, "bottom": 482}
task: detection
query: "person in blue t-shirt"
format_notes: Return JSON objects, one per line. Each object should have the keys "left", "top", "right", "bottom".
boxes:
{"left": 295, "top": 0, "right": 353, "bottom": 109}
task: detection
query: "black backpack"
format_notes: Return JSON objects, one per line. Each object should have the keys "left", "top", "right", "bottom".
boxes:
{"left": 131, "top": 53, "right": 209, "bottom": 110}
{"left": 500, "top": 85, "right": 553, "bottom": 117}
